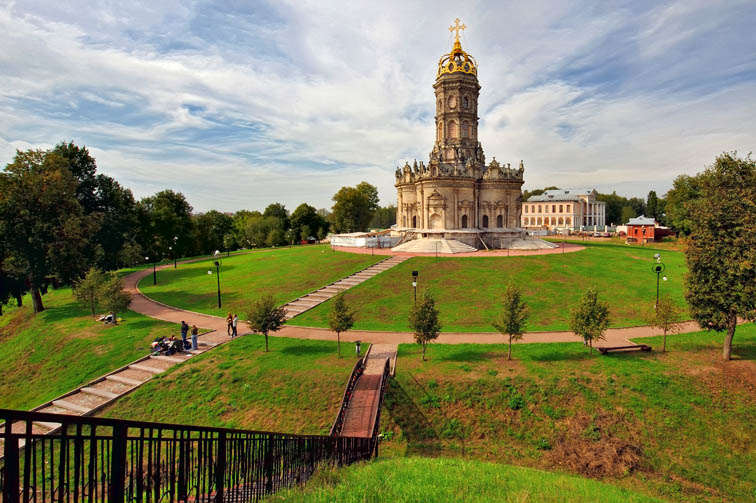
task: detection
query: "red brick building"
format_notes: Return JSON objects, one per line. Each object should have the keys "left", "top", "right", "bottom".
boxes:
{"left": 626, "top": 215, "right": 673, "bottom": 243}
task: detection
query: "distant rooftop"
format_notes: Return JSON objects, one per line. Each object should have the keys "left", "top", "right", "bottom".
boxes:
{"left": 526, "top": 189, "right": 597, "bottom": 202}
{"left": 626, "top": 215, "right": 656, "bottom": 226}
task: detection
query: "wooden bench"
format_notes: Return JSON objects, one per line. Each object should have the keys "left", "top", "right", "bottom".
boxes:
{"left": 598, "top": 344, "right": 652, "bottom": 355}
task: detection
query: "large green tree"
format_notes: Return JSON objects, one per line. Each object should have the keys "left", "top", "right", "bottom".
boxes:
{"left": 263, "top": 203, "right": 290, "bottom": 229}
{"left": 290, "top": 203, "right": 329, "bottom": 242}
{"left": 137, "top": 190, "right": 194, "bottom": 260}
{"left": 664, "top": 174, "right": 702, "bottom": 235}
{"left": 330, "top": 182, "right": 380, "bottom": 233}
{"left": 193, "top": 210, "right": 234, "bottom": 255}
{"left": 684, "top": 152, "right": 756, "bottom": 361}
{"left": 0, "top": 149, "right": 97, "bottom": 312}
{"left": 369, "top": 205, "right": 397, "bottom": 229}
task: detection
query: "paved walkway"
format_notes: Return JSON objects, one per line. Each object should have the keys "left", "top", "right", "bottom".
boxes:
{"left": 125, "top": 260, "right": 706, "bottom": 348}
{"left": 331, "top": 242, "right": 585, "bottom": 257}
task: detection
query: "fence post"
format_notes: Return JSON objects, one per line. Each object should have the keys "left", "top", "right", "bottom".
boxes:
{"left": 264, "top": 434, "right": 274, "bottom": 494}
{"left": 2, "top": 420, "right": 20, "bottom": 503}
{"left": 214, "top": 432, "right": 226, "bottom": 503}
{"left": 110, "top": 424, "right": 127, "bottom": 503}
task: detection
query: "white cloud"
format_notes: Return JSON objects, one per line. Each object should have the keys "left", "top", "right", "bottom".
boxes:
{"left": 0, "top": 1, "right": 754, "bottom": 212}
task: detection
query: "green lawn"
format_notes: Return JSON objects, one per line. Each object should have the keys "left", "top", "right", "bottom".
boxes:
{"left": 292, "top": 242, "right": 688, "bottom": 332}
{"left": 381, "top": 324, "right": 756, "bottom": 502}
{"left": 269, "top": 457, "right": 663, "bottom": 502}
{"left": 102, "top": 335, "right": 362, "bottom": 434}
{"left": 137, "top": 245, "right": 383, "bottom": 317}
{"left": 0, "top": 287, "right": 183, "bottom": 410}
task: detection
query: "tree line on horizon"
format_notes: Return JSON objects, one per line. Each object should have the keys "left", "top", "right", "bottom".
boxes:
{"left": 0, "top": 141, "right": 396, "bottom": 314}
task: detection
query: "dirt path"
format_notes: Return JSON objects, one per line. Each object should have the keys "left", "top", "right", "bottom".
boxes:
{"left": 125, "top": 260, "right": 705, "bottom": 348}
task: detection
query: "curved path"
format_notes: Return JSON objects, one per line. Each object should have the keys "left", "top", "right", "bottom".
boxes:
{"left": 124, "top": 256, "right": 706, "bottom": 347}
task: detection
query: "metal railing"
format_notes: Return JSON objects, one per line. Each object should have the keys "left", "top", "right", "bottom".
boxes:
{"left": 328, "top": 357, "right": 365, "bottom": 437}
{"left": 1, "top": 409, "right": 373, "bottom": 503}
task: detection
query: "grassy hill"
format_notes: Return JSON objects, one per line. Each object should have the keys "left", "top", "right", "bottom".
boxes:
{"left": 381, "top": 325, "right": 756, "bottom": 502}
{"left": 137, "top": 245, "right": 383, "bottom": 317}
{"left": 101, "top": 335, "right": 360, "bottom": 434}
{"left": 291, "top": 242, "right": 688, "bottom": 331}
{"left": 268, "top": 457, "right": 664, "bottom": 502}
{"left": 0, "top": 287, "right": 182, "bottom": 410}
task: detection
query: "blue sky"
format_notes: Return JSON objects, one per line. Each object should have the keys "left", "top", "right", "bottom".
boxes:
{"left": 2, "top": 1, "right": 755, "bottom": 212}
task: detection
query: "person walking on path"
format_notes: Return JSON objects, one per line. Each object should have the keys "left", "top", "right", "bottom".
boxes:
{"left": 180, "top": 320, "right": 189, "bottom": 346}
{"left": 232, "top": 313, "right": 239, "bottom": 338}
{"left": 226, "top": 312, "right": 233, "bottom": 336}
{"left": 191, "top": 325, "right": 199, "bottom": 350}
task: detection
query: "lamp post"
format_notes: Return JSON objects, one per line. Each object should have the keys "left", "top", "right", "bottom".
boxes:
{"left": 651, "top": 253, "right": 667, "bottom": 308}
{"left": 173, "top": 236, "right": 178, "bottom": 268}
{"left": 412, "top": 270, "right": 418, "bottom": 304}
{"left": 214, "top": 250, "right": 222, "bottom": 309}
{"left": 146, "top": 256, "right": 156, "bottom": 285}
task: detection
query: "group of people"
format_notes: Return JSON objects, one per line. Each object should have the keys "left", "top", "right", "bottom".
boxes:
{"left": 226, "top": 313, "right": 239, "bottom": 337}
{"left": 180, "top": 320, "right": 199, "bottom": 349}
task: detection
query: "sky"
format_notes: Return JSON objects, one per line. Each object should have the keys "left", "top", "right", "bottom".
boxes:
{"left": 2, "top": 1, "right": 755, "bottom": 213}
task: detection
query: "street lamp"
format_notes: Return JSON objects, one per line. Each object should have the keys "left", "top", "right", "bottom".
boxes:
{"left": 146, "top": 256, "right": 156, "bottom": 285}
{"left": 412, "top": 270, "right": 419, "bottom": 304}
{"left": 213, "top": 250, "right": 222, "bottom": 309}
{"left": 651, "top": 253, "right": 667, "bottom": 308}
{"left": 173, "top": 236, "right": 178, "bottom": 268}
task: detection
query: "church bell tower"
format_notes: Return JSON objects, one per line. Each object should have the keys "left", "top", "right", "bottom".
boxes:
{"left": 433, "top": 18, "right": 482, "bottom": 168}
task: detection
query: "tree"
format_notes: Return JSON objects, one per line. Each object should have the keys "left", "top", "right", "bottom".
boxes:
{"left": 73, "top": 267, "right": 107, "bottom": 317}
{"left": 684, "top": 152, "right": 756, "bottom": 361}
{"left": 646, "top": 191, "right": 659, "bottom": 221}
{"left": 98, "top": 273, "right": 132, "bottom": 324}
{"left": 408, "top": 292, "right": 442, "bottom": 361}
{"left": 300, "top": 224, "right": 311, "bottom": 242}
{"left": 569, "top": 288, "right": 610, "bottom": 354}
{"left": 328, "top": 292, "right": 355, "bottom": 356}
{"left": 193, "top": 210, "right": 233, "bottom": 255}
{"left": 0, "top": 149, "right": 95, "bottom": 312}
{"left": 331, "top": 182, "right": 380, "bottom": 233}
{"left": 267, "top": 228, "right": 285, "bottom": 247}
{"left": 290, "top": 203, "right": 329, "bottom": 242}
{"left": 492, "top": 284, "right": 529, "bottom": 360}
{"left": 245, "top": 294, "right": 287, "bottom": 352}
{"left": 620, "top": 205, "right": 637, "bottom": 225}
{"left": 664, "top": 174, "right": 702, "bottom": 235}
{"left": 263, "top": 203, "right": 290, "bottom": 229}
{"left": 137, "top": 190, "right": 194, "bottom": 260}
{"left": 645, "top": 295, "right": 684, "bottom": 352}
{"left": 369, "top": 205, "right": 397, "bottom": 229}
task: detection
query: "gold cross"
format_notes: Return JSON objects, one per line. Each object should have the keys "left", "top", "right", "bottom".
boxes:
{"left": 449, "top": 18, "right": 466, "bottom": 41}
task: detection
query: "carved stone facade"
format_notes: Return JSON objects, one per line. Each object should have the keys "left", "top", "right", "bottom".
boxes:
{"left": 394, "top": 26, "right": 525, "bottom": 249}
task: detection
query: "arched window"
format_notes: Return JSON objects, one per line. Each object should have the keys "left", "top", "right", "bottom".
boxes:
{"left": 412, "top": 215, "right": 417, "bottom": 228}
{"left": 566, "top": 217, "right": 571, "bottom": 225}
{"left": 461, "top": 215, "right": 468, "bottom": 228}
{"left": 497, "top": 215, "right": 503, "bottom": 228}
{"left": 537, "top": 217, "right": 542, "bottom": 225}
{"left": 552, "top": 217, "right": 557, "bottom": 225}
{"left": 558, "top": 217, "right": 564, "bottom": 225}
{"left": 524, "top": 217, "right": 529, "bottom": 225}
{"left": 482, "top": 215, "right": 489, "bottom": 228}
{"left": 461, "top": 121, "right": 469, "bottom": 138}
{"left": 448, "top": 120, "right": 458, "bottom": 138}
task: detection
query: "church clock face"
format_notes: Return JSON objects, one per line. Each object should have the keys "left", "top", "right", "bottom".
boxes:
{"left": 448, "top": 96, "right": 457, "bottom": 109}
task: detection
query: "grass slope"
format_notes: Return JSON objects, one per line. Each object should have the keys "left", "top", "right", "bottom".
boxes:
{"left": 0, "top": 288, "right": 181, "bottom": 410}
{"left": 137, "top": 245, "right": 382, "bottom": 317}
{"left": 292, "top": 242, "right": 688, "bottom": 332}
{"left": 102, "top": 336, "right": 361, "bottom": 434}
{"left": 269, "top": 457, "right": 663, "bottom": 503}
{"left": 381, "top": 325, "right": 756, "bottom": 502}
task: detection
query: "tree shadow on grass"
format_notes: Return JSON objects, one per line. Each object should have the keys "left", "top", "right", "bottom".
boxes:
{"left": 280, "top": 342, "right": 334, "bottom": 356}
{"left": 436, "top": 349, "right": 493, "bottom": 363}
{"left": 384, "top": 380, "right": 441, "bottom": 457}
{"left": 526, "top": 349, "right": 595, "bottom": 362}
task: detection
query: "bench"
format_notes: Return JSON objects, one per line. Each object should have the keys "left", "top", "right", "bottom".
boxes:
{"left": 598, "top": 344, "right": 652, "bottom": 355}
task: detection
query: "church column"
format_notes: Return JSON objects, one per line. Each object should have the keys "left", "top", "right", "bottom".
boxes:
{"left": 454, "top": 190, "right": 458, "bottom": 228}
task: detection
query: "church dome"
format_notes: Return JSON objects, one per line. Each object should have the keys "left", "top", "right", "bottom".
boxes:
{"left": 437, "top": 39, "right": 478, "bottom": 78}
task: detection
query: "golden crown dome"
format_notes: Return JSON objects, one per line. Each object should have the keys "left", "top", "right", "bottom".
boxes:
{"left": 437, "top": 18, "right": 478, "bottom": 78}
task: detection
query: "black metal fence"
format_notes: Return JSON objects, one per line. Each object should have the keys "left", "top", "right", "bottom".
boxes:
{"left": 328, "top": 357, "right": 365, "bottom": 437}
{"left": 0, "top": 409, "right": 374, "bottom": 503}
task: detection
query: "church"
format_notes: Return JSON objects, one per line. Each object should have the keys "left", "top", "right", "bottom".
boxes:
{"left": 392, "top": 20, "right": 553, "bottom": 252}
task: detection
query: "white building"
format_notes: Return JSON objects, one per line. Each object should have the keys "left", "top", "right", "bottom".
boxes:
{"left": 521, "top": 189, "right": 606, "bottom": 231}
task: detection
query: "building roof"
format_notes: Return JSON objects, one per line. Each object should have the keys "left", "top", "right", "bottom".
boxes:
{"left": 626, "top": 215, "right": 656, "bottom": 226}
{"left": 526, "top": 189, "right": 598, "bottom": 202}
